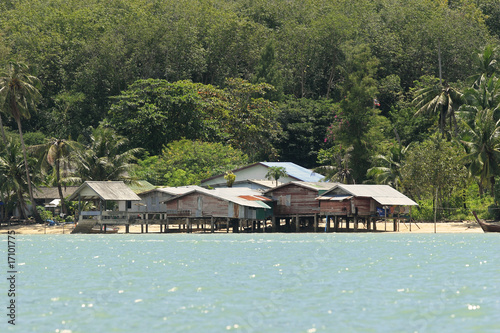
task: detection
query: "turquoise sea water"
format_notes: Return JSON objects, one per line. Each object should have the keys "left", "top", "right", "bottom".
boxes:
{"left": 1, "top": 233, "right": 500, "bottom": 333}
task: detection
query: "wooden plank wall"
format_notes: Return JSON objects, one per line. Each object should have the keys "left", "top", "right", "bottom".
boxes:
{"left": 270, "top": 186, "right": 320, "bottom": 215}
{"left": 319, "top": 200, "right": 351, "bottom": 215}
{"left": 320, "top": 198, "right": 374, "bottom": 216}
{"left": 165, "top": 193, "right": 230, "bottom": 217}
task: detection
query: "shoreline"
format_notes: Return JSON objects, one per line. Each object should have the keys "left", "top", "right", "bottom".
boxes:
{"left": 0, "top": 221, "right": 485, "bottom": 234}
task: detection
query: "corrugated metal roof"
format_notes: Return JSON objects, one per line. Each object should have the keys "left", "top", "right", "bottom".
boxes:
{"left": 316, "top": 195, "right": 352, "bottom": 201}
{"left": 264, "top": 181, "right": 335, "bottom": 194}
{"left": 34, "top": 186, "right": 79, "bottom": 199}
{"left": 68, "top": 181, "right": 142, "bottom": 201}
{"left": 140, "top": 185, "right": 204, "bottom": 197}
{"left": 163, "top": 187, "right": 272, "bottom": 209}
{"left": 128, "top": 180, "right": 156, "bottom": 194}
{"left": 238, "top": 195, "right": 273, "bottom": 201}
{"left": 261, "top": 162, "right": 325, "bottom": 182}
{"left": 320, "top": 184, "right": 418, "bottom": 206}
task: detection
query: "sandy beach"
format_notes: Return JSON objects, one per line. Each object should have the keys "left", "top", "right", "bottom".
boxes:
{"left": 0, "top": 220, "right": 485, "bottom": 234}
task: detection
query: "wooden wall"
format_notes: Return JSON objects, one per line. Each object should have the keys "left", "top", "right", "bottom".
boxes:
{"left": 319, "top": 197, "right": 374, "bottom": 216}
{"left": 166, "top": 193, "right": 230, "bottom": 217}
{"left": 268, "top": 185, "right": 320, "bottom": 216}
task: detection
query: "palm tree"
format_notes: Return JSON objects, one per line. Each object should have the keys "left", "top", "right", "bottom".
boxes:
{"left": 0, "top": 139, "right": 32, "bottom": 219}
{"left": 468, "top": 45, "right": 498, "bottom": 87}
{"left": 413, "top": 80, "right": 464, "bottom": 138}
{"left": 31, "top": 138, "right": 81, "bottom": 215}
{"left": 366, "top": 144, "right": 410, "bottom": 190}
{"left": 75, "top": 126, "right": 142, "bottom": 181}
{"left": 0, "top": 61, "right": 42, "bottom": 221}
{"left": 265, "top": 166, "right": 288, "bottom": 186}
{"left": 459, "top": 74, "right": 500, "bottom": 124}
{"left": 315, "top": 145, "right": 355, "bottom": 184}
{"left": 460, "top": 108, "right": 500, "bottom": 196}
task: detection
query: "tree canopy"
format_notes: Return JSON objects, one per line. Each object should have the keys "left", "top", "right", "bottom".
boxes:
{"left": 1, "top": 0, "right": 500, "bottom": 220}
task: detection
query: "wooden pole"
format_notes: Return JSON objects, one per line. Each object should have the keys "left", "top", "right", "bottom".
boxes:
{"left": 409, "top": 206, "right": 412, "bottom": 232}
{"left": 295, "top": 215, "right": 300, "bottom": 232}
{"left": 314, "top": 214, "right": 318, "bottom": 233}
{"left": 354, "top": 216, "right": 358, "bottom": 231}
{"left": 384, "top": 207, "right": 387, "bottom": 231}
{"left": 211, "top": 216, "right": 214, "bottom": 233}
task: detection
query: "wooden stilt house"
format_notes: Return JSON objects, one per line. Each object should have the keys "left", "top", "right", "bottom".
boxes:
{"left": 317, "top": 184, "right": 418, "bottom": 231}
{"left": 263, "top": 181, "right": 336, "bottom": 232}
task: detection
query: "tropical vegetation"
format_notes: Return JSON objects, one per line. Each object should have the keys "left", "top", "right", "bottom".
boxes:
{"left": 1, "top": 0, "right": 500, "bottom": 221}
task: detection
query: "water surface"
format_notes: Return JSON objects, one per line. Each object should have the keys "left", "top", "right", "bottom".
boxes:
{"left": 2, "top": 233, "right": 499, "bottom": 332}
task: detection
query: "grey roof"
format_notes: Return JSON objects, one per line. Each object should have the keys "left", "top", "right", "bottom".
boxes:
{"left": 141, "top": 185, "right": 204, "bottom": 197}
{"left": 318, "top": 184, "right": 418, "bottom": 206}
{"left": 34, "top": 186, "right": 79, "bottom": 199}
{"left": 68, "top": 181, "right": 142, "bottom": 201}
{"left": 264, "top": 181, "right": 336, "bottom": 194}
{"left": 261, "top": 162, "right": 325, "bottom": 182}
{"left": 163, "top": 187, "right": 272, "bottom": 209}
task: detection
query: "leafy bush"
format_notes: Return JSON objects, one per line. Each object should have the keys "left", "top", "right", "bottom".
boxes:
{"left": 36, "top": 206, "right": 53, "bottom": 222}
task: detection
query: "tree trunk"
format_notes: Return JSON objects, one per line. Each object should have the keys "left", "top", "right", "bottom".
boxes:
{"left": 15, "top": 117, "right": 42, "bottom": 223}
{"left": 16, "top": 190, "right": 27, "bottom": 220}
{"left": 56, "top": 160, "right": 66, "bottom": 216}
{"left": 491, "top": 175, "right": 496, "bottom": 197}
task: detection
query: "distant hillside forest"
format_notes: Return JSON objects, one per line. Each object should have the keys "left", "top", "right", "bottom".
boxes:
{"left": 2, "top": 0, "right": 500, "bottom": 221}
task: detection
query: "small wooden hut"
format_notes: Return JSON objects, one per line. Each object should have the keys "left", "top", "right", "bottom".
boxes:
{"left": 317, "top": 184, "right": 418, "bottom": 231}
{"left": 162, "top": 187, "right": 273, "bottom": 232}
{"left": 68, "top": 181, "right": 141, "bottom": 232}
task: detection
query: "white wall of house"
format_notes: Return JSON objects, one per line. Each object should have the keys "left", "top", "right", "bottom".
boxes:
{"left": 203, "top": 164, "right": 296, "bottom": 187}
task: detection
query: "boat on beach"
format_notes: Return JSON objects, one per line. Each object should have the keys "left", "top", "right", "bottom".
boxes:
{"left": 472, "top": 211, "right": 500, "bottom": 233}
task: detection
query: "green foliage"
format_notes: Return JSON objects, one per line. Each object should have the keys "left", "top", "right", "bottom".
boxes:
{"left": 131, "top": 140, "right": 248, "bottom": 186}
{"left": 0, "top": 0, "right": 500, "bottom": 219}
{"left": 36, "top": 206, "right": 53, "bottom": 222}
{"left": 224, "top": 172, "right": 236, "bottom": 187}
{"left": 265, "top": 166, "right": 288, "bottom": 186}
{"left": 108, "top": 79, "right": 222, "bottom": 155}
{"left": 401, "top": 136, "right": 468, "bottom": 211}
{"left": 276, "top": 97, "right": 336, "bottom": 168}
{"left": 325, "top": 43, "right": 383, "bottom": 182}
{"left": 109, "top": 78, "right": 279, "bottom": 160}
{"left": 74, "top": 125, "right": 142, "bottom": 181}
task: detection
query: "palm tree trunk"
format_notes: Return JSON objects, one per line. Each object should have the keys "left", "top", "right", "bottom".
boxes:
{"left": 16, "top": 190, "right": 27, "bottom": 220}
{"left": 491, "top": 176, "right": 496, "bottom": 197}
{"left": 15, "top": 117, "right": 42, "bottom": 223}
{"left": 55, "top": 160, "right": 66, "bottom": 215}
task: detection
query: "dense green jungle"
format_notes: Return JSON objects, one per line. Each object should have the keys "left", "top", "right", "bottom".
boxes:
{"left": 1, "top": 0, "right": 500, "bottom": 221}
